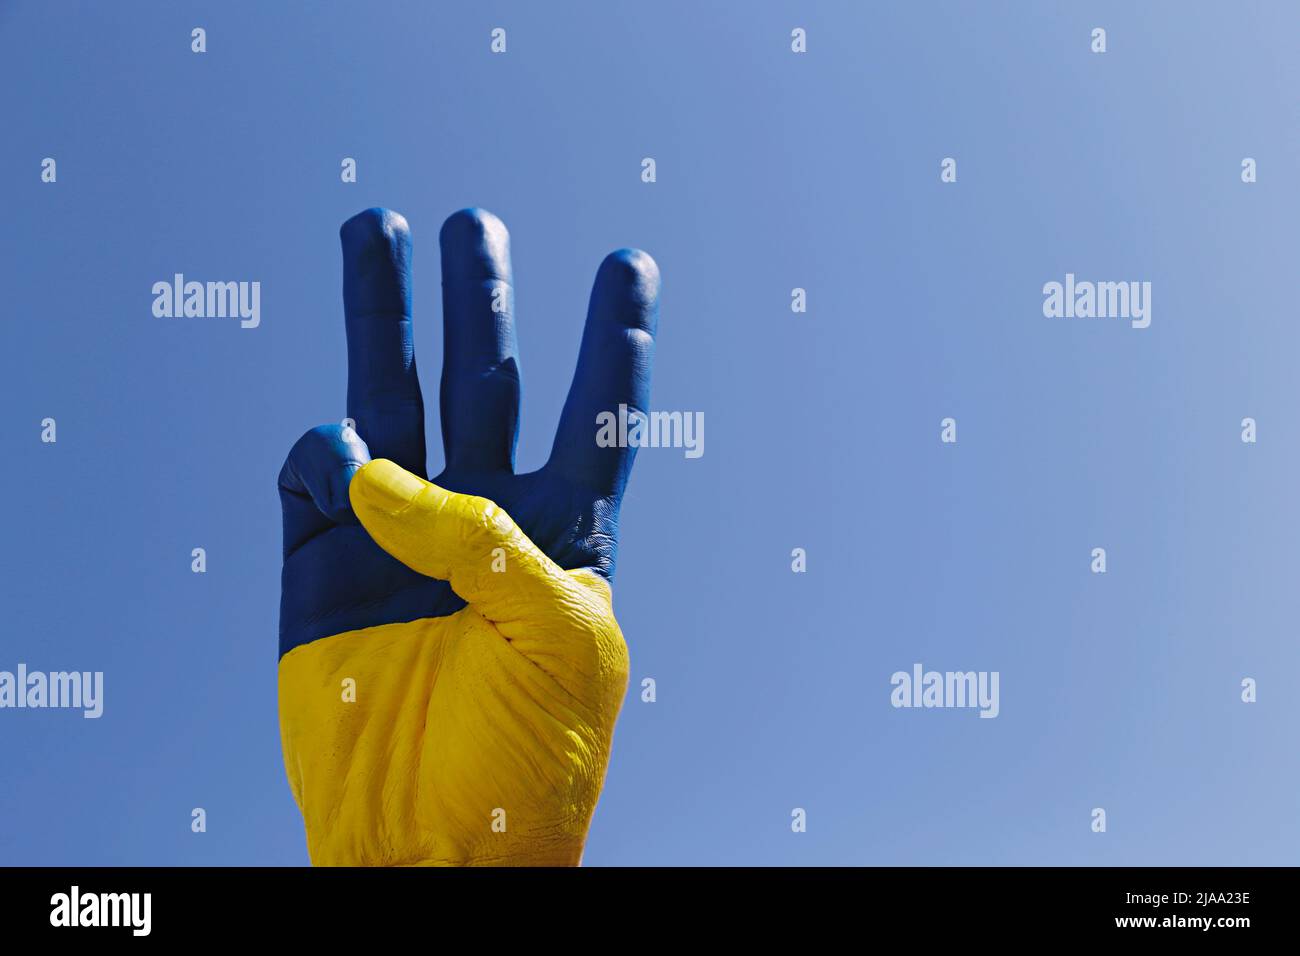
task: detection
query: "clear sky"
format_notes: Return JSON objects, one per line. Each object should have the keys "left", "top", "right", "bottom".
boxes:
{"left": 2, "top": 0, "right": 1298, "bottom": 865}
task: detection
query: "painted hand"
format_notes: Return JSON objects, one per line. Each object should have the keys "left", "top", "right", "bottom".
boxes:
{"left": 276, "top": 208, "right": 659, "bottom": 865}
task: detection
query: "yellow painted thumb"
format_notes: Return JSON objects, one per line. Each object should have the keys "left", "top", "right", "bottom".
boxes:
{"left": 349, "top": 459, "right": 570, "bottom": 622}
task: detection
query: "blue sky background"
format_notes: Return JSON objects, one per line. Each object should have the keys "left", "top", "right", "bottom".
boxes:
{"left": 2, "top": 1, "right": 1298, "bottom": 865}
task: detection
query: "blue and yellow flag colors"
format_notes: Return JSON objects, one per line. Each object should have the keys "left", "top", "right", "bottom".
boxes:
{"left": 277, "top": 208, "right": 658, "bottom": 866}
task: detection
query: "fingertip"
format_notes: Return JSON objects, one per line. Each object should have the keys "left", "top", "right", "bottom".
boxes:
{"left": 599, "top": 248, "right": 660, "bottom": 290}
{"left": 341, "top": 207, "right": 410, "bottom": 253}
{"left": 593, "top": 248, "right": 660, "bottom": 332}
{"left": 349, "top": 458, "right": 428, "bottom": 518}
{"left": 321, "top": 424, "right": 369, "bottom": 523}
{"left": 279, "top": 424, "right": 370, "bottom": 542}
{"left": 439, "top": 207, "right": 510, "bottom": 271}
{"left": 311, "top": 420, "right": 370, "bottom": 456}
{"left": 341, "top": 208, "right": 412, "bottom": 319}
{"left": 280, "top": 423, "right": 371, "bottom": 481}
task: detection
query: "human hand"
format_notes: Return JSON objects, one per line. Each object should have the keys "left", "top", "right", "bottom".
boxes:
{"left": 276, "top": 207, "right": 659, "bottom": 865}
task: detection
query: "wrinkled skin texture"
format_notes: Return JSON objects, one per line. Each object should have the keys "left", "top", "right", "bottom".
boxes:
{"left": 277, "top": 208, "right": 658, "bottom": 865}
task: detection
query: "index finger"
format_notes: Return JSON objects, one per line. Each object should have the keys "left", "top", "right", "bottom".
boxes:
{"left": 342, "top": 207, "right": 428, "bottom": 476}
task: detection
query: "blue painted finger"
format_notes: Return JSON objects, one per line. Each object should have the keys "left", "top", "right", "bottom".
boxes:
{"left": 438, "top": 208, "right": 521, "bottom": 473}
{"left": 547, "top": 249, "right": 660, "bottom": 499}
{"left": 278, "top": 424, "right": 371, "bottom": 558}
{"left": 342, "top": 208, "right": 427, "bottom": 475}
